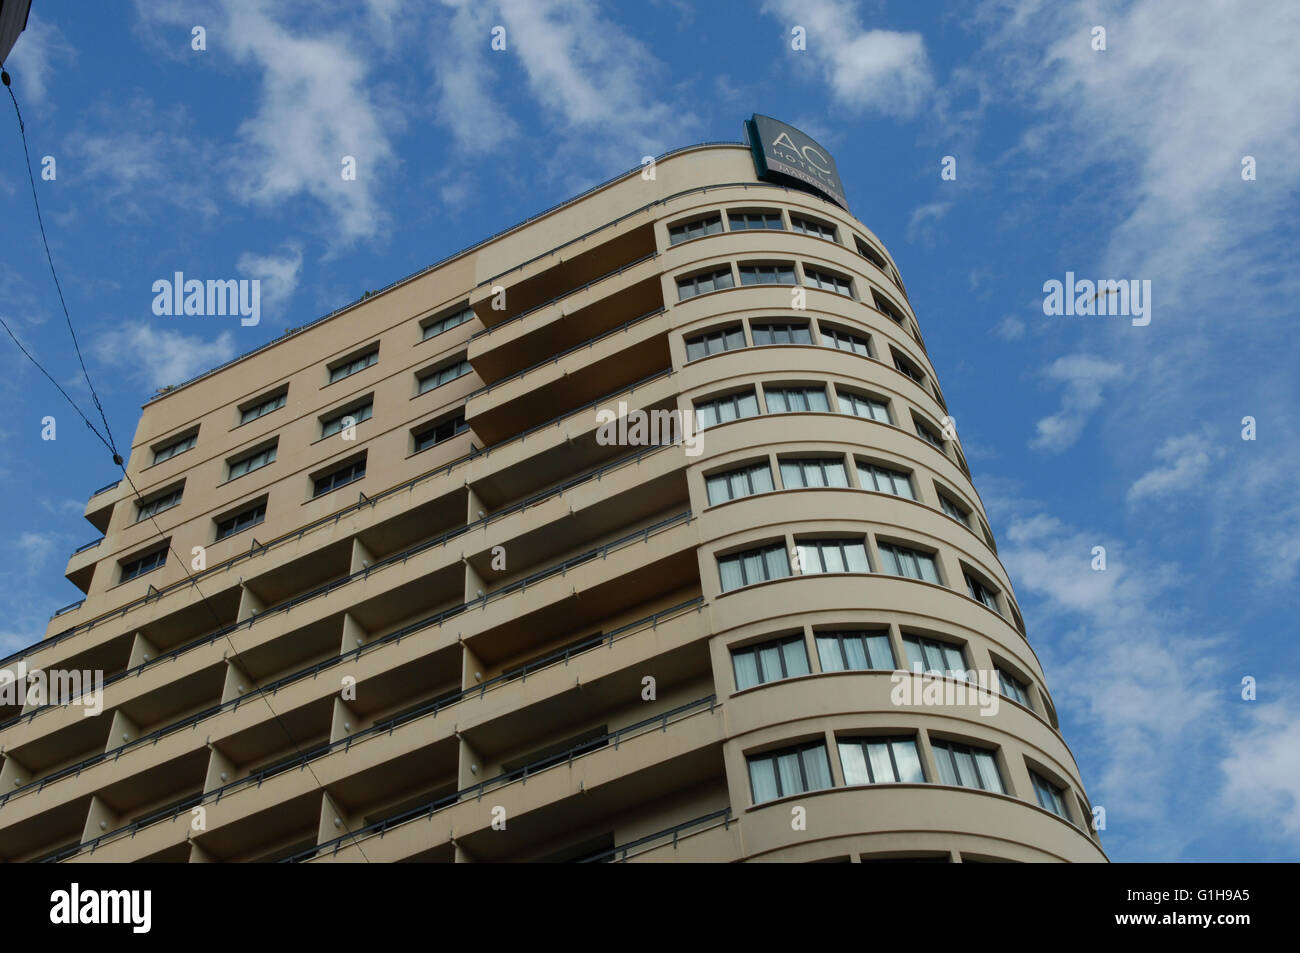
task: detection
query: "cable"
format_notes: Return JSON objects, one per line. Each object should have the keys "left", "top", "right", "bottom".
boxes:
{"left": 4, "top": 68, "right": 120, "bottom": 461}
{"left": 3, "top": 66, "right": 370, "bottom": 862}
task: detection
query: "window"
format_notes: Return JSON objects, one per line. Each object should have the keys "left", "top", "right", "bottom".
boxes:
{"left": 668, "top": 214, "right": 722, "bottom": 244}
{"left": 739, "top": 263, "right": 796, "bottom": 285}
{"left": 804, "top": 267, "right": 852, "bottom": 296}
{"left": 780, "top": 457, "right": 848, "bottom": 489}
{"left": 790, "top": 216, "right": 836, "bottom": 241}
{"left": 854, "top": 236, "right": 889, "bottom": 272}
{"left": 718, "top": 543, "right": 790, "bottom": 592}
{"left": 421, "top": 306, "right": 474, "bottom": 341}
{"left": 938, "top": 492, "right": 970, "bottom": 526}
{"left": 915, "top": 419, "right": 945, "bottom": 449}
{"left": 321, "top": 399, "right": 373, "bottom": 438}
{"left": 892, "top": 349, "right": 926, "bottom": 385}
{"left": 932, "top": 741, "right": 1005, "bottom": 794}
{"left": 685, "top": 325, "right": 745, "bottom": 362}
{"left": 136, "top": 486, "right": 183, "bottom": 522}
{"left": 964, "top": 571, "right": 1000, "bottom": 612}
{"left": 1031, "top": 771, "right": 1070, "bottom": 819}
{"left": 152, "top": 432, "right": 196, "bottom": 465}
{"left": 414, "top": 413, "right": 468, "bottom": 453}
{"left": 728, "top": 211, "right": 782, "bottom": 231}
{"left": 838, "top": 390, "right": 892, "bottom": 423}
{"left": 418, "top": 358, "right": 471, "bottom": 394}
{"left": 120, "top": 547, "right": 166, "bottom": 583}
{"left": 796, "top": 538, "right": 870, "bottom": 574}
{"left": 732, "top": 635, "right": 810, "bottom": 691}
{"left": 328, "top": 347, "right": 378, "bottom": 383}
{"left": 878, "top": 543, "right": 941, "bottom": 584}
{"left": 239, "top": 390, "right": 286, "bottom": 425}
{"left": 748, "top": 743, "right": 832, "bottom": 803}
{"left": 816, "top": 631, "right": 895, "bottom": 672}
{"left": 872, "top": 291, "right": 907, "bottom": 326}
{"left": 995, "top": 665, "right": 1031, "bottom": 707}
{"left": 313, "top": 457, "right": 366, "bottom": 498}
{"left": 228, "top": 442, "right": 277, "bottom": 480}
{"left": 839, "top": 737, "right": 925, "bottom": 785}
{"left": 902, "top": 634, "right": 968, "bottom": 679}
{"left": 695, "top": 389, "right": 759, "bottom": 429}
{"left": 216, "top": 501, "right": 267, "bottom": 541}
{"left": 820, "top": 326, "right": 872, "bottom": 357}
{"left": 751, "top": 321, "right": 812, "bottom": 345}
{"left": 765, "top": 385, "right": 829, "bottom": 413}
{"left": 857, "top": 462, "right": 914, "bottom": 499}
{"left": 706, "top": 461, "right": 774, "bottom": 505}
{"left": 677, "top": 268, "right": 734, "bottom": 300}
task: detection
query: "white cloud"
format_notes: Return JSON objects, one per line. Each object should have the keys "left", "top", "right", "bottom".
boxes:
{"left": 1220, "top": 702, "right": 1300, "bottom": 841}
{"left": 431, "top": 1, "right": 520, "bottom": 154}
{"left": 762, "top": 0, "right": 934, "bottom": 117}
{"left": 4, "top": 13, "right": 75, "bottom": 106}
{"left": 237, "top": 245, "right": 303, "bottom": 319}
{"left": 93, "top": 324, "right": 237, "bottom": 391}
{"left": 1030, "top": 354, "right": 1123, "bottom": 452}
{"left": 1127, "top": 433, "right": 1219, "bottom": 504}
{"left": 993, "top": 314, "right": 1025, "bottom": 340}
{"left": 905, "top": 200, "right": 952, "bottom": 243}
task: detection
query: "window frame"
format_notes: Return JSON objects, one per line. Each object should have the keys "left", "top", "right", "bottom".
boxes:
{"left": 327, "top": 346, "right": 379, "bottom": 384}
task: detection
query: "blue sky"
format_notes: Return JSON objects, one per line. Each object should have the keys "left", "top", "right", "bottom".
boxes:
{"left": 1, "top": 0, "right": 1296, "bottom": 861}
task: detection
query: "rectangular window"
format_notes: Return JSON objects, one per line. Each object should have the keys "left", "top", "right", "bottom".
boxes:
{"left": 872, "top": 292, "right": 907, "bottom": 326}
{"left": 718, "top": 543, "right": 790, "bottom": 592}
{"left": 216, "top": 501, "right": 267, "bottom": 541}
{"left": 739, "top": 263, "right": 797, "bottom": 286}
{"left": 120, "top": 548, "right": 166, "bottom": 583}
{"left": 695, "top": 389, "right": 759, "bottom": 429}
{"left": 313, "top": 457, "right": 366, "bottom": 498}
{"left": 239, "top": 390, "right": 287, "bottom": 426}
{"left": 938, "top": 493, "right": 970, "bottom": 526}
{"left": 421, "top": 306, "right": 474, "bottom": 341}
{"left": 765, "top": 385, "right": 829, "bottom": 413}
{"left": 706, "top": 461, "right": 774, "bottom": 505}
{"left": 932, "top": 741, "right": 1005, "bottom": 794}
{"left": 838, "top": 737, "right": 925, "bottom": 785}
{"left": 328, "top": 347, "right": 378, "bottom": 384}
{"left": 902, "top": 634, "right": 968, "bottom": 680}
{"left": 751, "top": 322, "right": 812, "bottom": 345}
{"left": 136, "top": 486, "right": 183, "bottom": 522}
{"left": 857, "top": 462, "right": 914, "bottom": 499}
{"left": 816, "top": 631, "right": 895, "bottom": 672}
{"left": 854, "top": 237, "right": 889, "bottom": 272}
{"left": 668, "top": 214, "right": 723, "bottom": 244}
{"left": 878, "top": 543, "right": 941, "bottom": 584}
{"left": 780, "top": 457, "right": 849, "bottom": 489}
{"left": 838, "top": 390, "right": 892, "bottom": 423}
{"left": 995, "top": 666, "right": 1031, "bottom": 707}
{"left": 729, "top": 211, "right": 783, "bottom": 231}
{"left": 790, "top": 216, "right": 837, "bottom": 241}
{"left": 748, "top": 742, "right": 832, "bottom": 804}
{"left": 677, "top": 268, "right": 734, "bottom": 300}
{"left": 732, "top": 634, "right": 810, "bottom": 691}
{"left": 1031, "top": 771, "right": 1070, "bottom": 819}
{"left": 796, "top": 538, "right": 871, "bottom": 574}
{"left": 152, "top": 432, "right": 196, "bottom": 465}
{"left": 915, "top": 420, "right": 945, "bottom": 449}
{"left": 414, "top": 413, "right": 468, "bottom": 453}
{"left": 893, "top": 350, "right": 926, "bottom": 385}
{"left": 965, "top": 572, "right": 1000, "bottom": 612}
{"left": 321, "top": 399, "right": 373, "bottom": 438}
{"left": 685, "top": 325, "right": 745, "bottom": 362}
{"left": 418, "top": 358, "right": 471, "bottom": 394}
{"left": 804, "top": 268, "right": 853, "bottom": 296}
{"left": 820, "top": 326, "right": 872, "bottom": 357}
{"left": 228, "top": 442, "right": 277, "bottom": 480}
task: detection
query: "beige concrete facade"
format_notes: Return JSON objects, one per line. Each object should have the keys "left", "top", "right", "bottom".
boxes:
{"left": 0, "top": 143, "right": 1105, "bottom": 863}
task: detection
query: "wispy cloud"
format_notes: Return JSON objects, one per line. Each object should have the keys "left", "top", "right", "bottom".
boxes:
{"left": 93, "top": 323, "right": 237, "bottom": 392}
{"left": 237, "top": 245, "right": 303, "bottom": 321}
{"left": 1030, "top": 354, "right": 1123, "bottom": 452}
{"left": 4, "top": 13, "right": 76, "bottom": 107}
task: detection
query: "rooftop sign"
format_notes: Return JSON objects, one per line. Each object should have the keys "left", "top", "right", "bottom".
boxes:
{"left": 744, "top": 114, "right": 848, "bottom": 211}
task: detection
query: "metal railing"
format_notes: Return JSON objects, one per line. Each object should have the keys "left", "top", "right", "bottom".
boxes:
{"left": 576, "top": 808, "right": 733, "bottom": 863}
{"left": 89, "top": 480, "right": 120, "bottom": 498}
{"left": 71, "top": 539, "right": 102, "bottom": 556}
{"left": 469, "top": 252, "right": 658, "bottom": 342}
{"left": 285, "top": 693, "right": 718, "bottom": 863}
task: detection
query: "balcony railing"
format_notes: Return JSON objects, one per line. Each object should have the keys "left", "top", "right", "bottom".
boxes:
{"left": 89, "top": 479, "right": 120, "bottom": 498}
{"left": 576, "top": 808, "right": 733, "bottom": 863}
{"left": 71, "top": 539, "right": 102, "bottom": 556}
